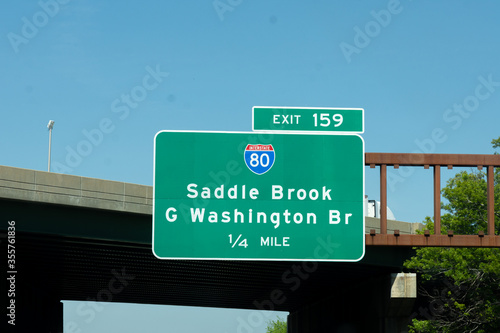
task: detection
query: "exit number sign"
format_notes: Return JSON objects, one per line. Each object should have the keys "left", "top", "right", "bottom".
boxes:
{"left": 252, "top": 107, "right": 364, "bottom": 133}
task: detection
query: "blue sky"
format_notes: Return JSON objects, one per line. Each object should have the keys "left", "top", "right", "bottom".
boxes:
{"left": 2, "top": 0, "right": 500, "bottom": 331}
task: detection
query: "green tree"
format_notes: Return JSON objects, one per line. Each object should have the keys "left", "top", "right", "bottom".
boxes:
{"left": 404, "top": 137, "right": 500, "bottom": 333}
{"left": 266, "top": 317, "right": 287, "bottom": 333}
{"left": 492, "top": 137, "right": 500, "bottom": 151}
{"left": 440, "top": 169, "right": 500, "bottom": 235}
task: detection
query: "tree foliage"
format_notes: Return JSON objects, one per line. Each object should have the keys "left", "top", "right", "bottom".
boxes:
{"left": 440, "top": 169, "right": 500, "bottom": 235}
{"left": 492, "top": 137, "right": 500, "bottom": 151}
{"left": 266, "top": 317, "right": 287, "bottom": 333}
{"left": 404, "top": 137, "right": 500, "bottom": 333}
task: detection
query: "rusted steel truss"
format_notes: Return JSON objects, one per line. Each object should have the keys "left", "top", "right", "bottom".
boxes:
{"left": 365, "top": 153, "right": 500, "bottom": 247}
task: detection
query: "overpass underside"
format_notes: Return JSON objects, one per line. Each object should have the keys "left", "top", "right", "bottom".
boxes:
{"left": 5, "top": 160, "right": 497, "bottom": 332}
{"left": 2, "top": 196, "right": 415, "bottom": 332}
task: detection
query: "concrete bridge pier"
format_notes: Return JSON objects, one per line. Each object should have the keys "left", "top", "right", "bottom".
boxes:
{"left": 287, "top": 273, "right": 416, "bottom": 333}
{"left": 20, "top": 291, "right": 63, "bottom": 332}
{"left": 7, "top": 276, "right": 63, "bottom": 332}
{"left": 3, "top": 228, "right": 64, "bottom": 333}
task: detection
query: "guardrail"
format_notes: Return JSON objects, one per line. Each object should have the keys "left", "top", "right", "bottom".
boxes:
{"left": 365, "top": 153, "right": 500, "bottom": 247}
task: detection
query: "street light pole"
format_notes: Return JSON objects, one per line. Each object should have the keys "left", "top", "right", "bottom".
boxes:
{"left": 47, "top": 120, "right": 55, "bottom": 172}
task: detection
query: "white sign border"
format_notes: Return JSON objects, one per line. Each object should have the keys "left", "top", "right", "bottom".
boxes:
{"left": 153, "top": 130, "right": 365, "bottom": 262}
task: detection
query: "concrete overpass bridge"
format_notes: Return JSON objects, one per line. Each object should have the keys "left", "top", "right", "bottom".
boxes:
{"left": 1, "top": 153, "right": 498, "bottom": 332}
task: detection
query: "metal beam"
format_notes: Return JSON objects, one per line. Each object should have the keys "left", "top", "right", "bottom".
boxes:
{"left": 380, "top": 164, "right": 387, "bottom": 234}
{"left": 366, "top": 153, "right": 500, "bottom": 167}
{"left": 365, "top": 153, "right": 499, "bottom": 240}
{"left": 366, "top": 234, "right": 500, "bottom": 247}
{"left": 434, "top": 165, "right": 441, "bottom": 234}
{"left": 487, "top": 165, "right": 496, "bottom": 236}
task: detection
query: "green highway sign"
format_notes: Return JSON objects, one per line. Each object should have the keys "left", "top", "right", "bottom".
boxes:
{"left": 252, "top": 107, "right": 364, "bottom": 133}
{"left": 153, "top": 131, "right": 365, "bottom": 261}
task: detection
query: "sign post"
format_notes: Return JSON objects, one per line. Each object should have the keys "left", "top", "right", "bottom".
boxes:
{"left": 153, "top": 130, "right": 365, "bottom": 261}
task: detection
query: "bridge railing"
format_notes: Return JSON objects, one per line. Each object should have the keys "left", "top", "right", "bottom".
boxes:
{"left": 365, "top": 153, "right": 500, "bottom": 247}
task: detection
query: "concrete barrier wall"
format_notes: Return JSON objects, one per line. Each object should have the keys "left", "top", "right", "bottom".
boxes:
{"left": 0, "top": 165, "right": 152, "bottom": 215}
{"left": 0, "top": 165, "right": 423, "bottom": 233}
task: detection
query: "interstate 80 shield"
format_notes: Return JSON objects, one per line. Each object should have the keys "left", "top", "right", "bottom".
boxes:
{"left": 244, "top": 144, "right": 275, "bottom": 175}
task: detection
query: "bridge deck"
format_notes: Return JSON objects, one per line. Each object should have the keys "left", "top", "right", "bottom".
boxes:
{"left": 0, "top": 164, "right": 414, "bottom": 311}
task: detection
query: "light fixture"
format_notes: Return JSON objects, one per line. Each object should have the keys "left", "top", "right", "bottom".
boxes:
{"left": 47, "top": 120, "right": 55, "bottom": 172}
